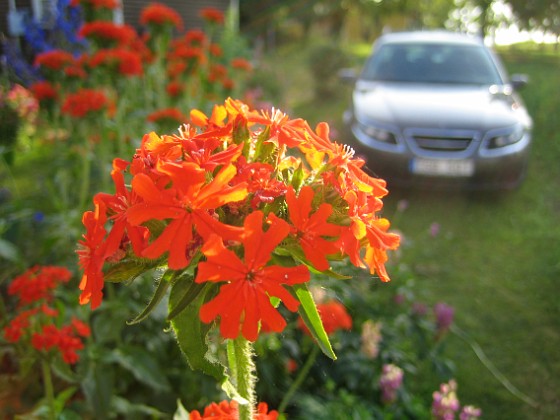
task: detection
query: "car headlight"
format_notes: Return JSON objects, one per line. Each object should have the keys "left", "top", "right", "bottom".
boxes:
{"left": 357, "top": 122, "right": 397, "bottom": 144}
{"left": 487, "top": 125, "right": 526, "bottom": 149}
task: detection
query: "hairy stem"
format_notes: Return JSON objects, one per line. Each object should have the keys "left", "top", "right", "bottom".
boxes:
{"left": 232, "top": 336, "right": 256, "bottom": 420}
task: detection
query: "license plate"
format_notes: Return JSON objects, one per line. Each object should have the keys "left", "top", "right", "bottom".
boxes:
{"left": 410, "top": 158, "right": 475, "bottom": 177}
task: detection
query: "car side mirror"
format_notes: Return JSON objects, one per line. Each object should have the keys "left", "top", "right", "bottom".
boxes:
{"left": 510, "top": 74, "right": 529, "bottom": 90}
{"left": 338, "top": 68, "right": 358, "bottom": 84}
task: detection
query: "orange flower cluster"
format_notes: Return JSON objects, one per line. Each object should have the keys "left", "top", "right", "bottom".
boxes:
{"left": 3, "top": 266, "right": 90, "bottom": 365}
{"left": 140, "top": 2, "right": 184, "bottom": 30}
{"left": 34, "top": 50, "right": 74, "bottom": 70}
{"left": 30, "top": 81, "right": 58, "bottom": 102}
{"left": 7, "top": 265, "right": 72, "bottom": 305}
{"left": 89, "top": 48, "right": 143, "bottom": 76}
{"left": 199, "top": 7, "right": 225, "bottom": 25}
{"left": 31, "top": 319, "right": 90, "bottom": 364}
{"left": 61, "top": 88, "right": 109, "bottom": 118}
{"left": 146, "top": 107, "right": 188, "bottom": 125}
{"left": 189, "top": 400, "right": 278, "bottom": 420}
{"left": 70, "top": 0, "right": 118, "bottom": 9}
{"left": 77, "top": 99, "right": 400, "bottom": 341}
{"left": 79, "top": 21, "right": 137, "bottom": 46}
{"left": 164, "top": 26, "right": 251, "bottom": 98}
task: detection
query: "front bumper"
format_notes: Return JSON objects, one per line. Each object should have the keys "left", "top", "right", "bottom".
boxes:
{"left": 347, "top": 125, "right": 532, "bottom": 190}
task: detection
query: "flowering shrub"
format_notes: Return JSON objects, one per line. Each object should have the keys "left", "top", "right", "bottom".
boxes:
{"left": 76, "top": 98, "right": 400, "bottom": 418}
{"left": 1, "top": 266, "right": 90, "bottom": 417}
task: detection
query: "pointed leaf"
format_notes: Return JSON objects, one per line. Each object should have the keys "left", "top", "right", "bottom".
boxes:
{"left": 110, "top": 345, "right": 171, "bottom": 392}
{"left": 104, "top": 258, "right": 159, "bottom": 283}
{"left": 0, "top": 238, "right": 21, "bottom": 262}
{"left": 169, "top": 279, "right": 227, "bottom": 383}
{"left": 167, "top": 281, "right": 205, "bottom": 321}
{"left": 173, "top": 399, "right": 190, "bottom": 420}
{"left": 274, "top": 246, "right": 351, "bottom": 279}
{"left": 292, "top": 283, "right": 336, "bottom": 360}
{"left": 291, "top": 161, "right": 305, "bottom": 192}
{"left": 127, "top": 270, "right": 173, "bottom": 325}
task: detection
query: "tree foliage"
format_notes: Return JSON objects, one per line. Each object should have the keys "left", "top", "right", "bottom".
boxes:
{"left": 507, "top": 0, "right": 560, "bottom": 36}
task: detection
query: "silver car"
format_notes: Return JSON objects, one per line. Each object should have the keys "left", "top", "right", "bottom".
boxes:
{"left": 342, "top": 30, "right": 532, "bottom": 189}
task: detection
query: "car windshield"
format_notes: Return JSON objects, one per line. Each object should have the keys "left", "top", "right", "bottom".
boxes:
{"left": 361, "top": 42, "right": 503, "bottom": 85}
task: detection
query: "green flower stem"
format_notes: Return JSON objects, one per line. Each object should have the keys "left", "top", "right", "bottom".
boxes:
{"left": 278, "top": 344, "right": 320, "bottom": 414}
{"left": 41, "top": 358, "right": 56, "bottom": 420}
{"left": 78, "top": 134, "right": 92, "bottom": 211}
{"left": 230, "top": 336, "right": 256, "bottom": 420}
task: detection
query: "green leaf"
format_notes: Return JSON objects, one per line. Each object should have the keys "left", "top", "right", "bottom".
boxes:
{"left": 293, "top": 283, "right": 336, "bottom": 360}
{"left": 54, "top": 386, "right": 79, "bottom": 415}
{"left": 81, "top": 362, "right": 114, "bottom": 420}
{"left": 253, "top": 125, "right": 271, "bottom": 160}
{"left": 309, "top": 266, "right": 353, "bottom": 280}
{"left": 274, "top": 246, "right": 351, "bottom": 279}
{"left": 167, "top": 280, "right": 205, "bottom": 321}
{"left": 104, "top": 258, "right": 159, "bottom": 283}
{"left": 292, "top": 161, "right": 305, "bottom": 191}
{"left": 127, "top": 270, "right": 173, "bottom": 325}
{"left": 168, "top": 279, "right": 227, "bottom": 383}
{"left": 173, "top": 399, "right": 190, "bottom": 420}
{"left": 0, "top": 238, "right": 20, "bottom": 262}
{"left": 111, "top": 395, "right": 168, "bottom": 418}
{"left": 110, "top": 345, "right": 171, "bottom": 392}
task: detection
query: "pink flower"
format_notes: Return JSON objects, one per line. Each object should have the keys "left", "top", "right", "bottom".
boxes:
{"left": 434, "top": 302, "right": 454, "bottom": 335}
{"left": 432, "top": 380, "right": 460, "bottom": 420}
{"left": 379, "top": 364, "right": 403, "bottom": 404}
{"left": 460, "top": 405, "right": 482, "bottom": 420}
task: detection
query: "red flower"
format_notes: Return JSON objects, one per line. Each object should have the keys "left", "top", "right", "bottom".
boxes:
{"left": 7, "top": 265, "right": 72, "bottom": 305}
{"left": 89, "top": 48, "right": 143, "bottom": 76}
{"left": 298, "top": 300, "right": 352, "bottom": 336}
{"left": 233, "top": 158, "right": 287, "bottom": 209}
{"left": 199, "top": 7, "right": 225, "bottom": 25}
{"left": 95, "top": 158, "right": 150, "bottom": 258}
{"left": 146, "top": 107, "right": 188, "bottom": 125}
{"left": 79, "top": 21, "right": 136, "bottom": 46}
{"left": 189, "top": 400, "right": 278, "bottom": 420}
{"left": 31, "top": 324, "right": 86, "bottom": 364}
{"left": 166, "top": 80, "right": 183, "bottom": 97}
{"left": 286, "top": 186, "right": 341, "bottom": 271}
{"left": 30, "top": 81, "right": 58, "bottom": 102}
{"left": 77, "top": 201, "right": 116, "bottom": 309}
{"left": 195, "top": 211, "right": 310, "bottom": 341}
{"left": 70, "top": 0, "right": 118, "bottom": 9}
{"left": 34, "top": 50, "right": 74, "bottom": 70}
{"left": 126, "top": 162, "right": 247, "bottom": 270}
{"left": 209, "top": 43, "right": 223, "bottom": 58}
{"left": 3, "top": 309, "right": 38, "bottom": 343}
{"left": 184, "top": 29, "right": 206, "bottom": 45}
{"left": 231, "top": 57, "right": 253, "bottom": 72}
{"left": 61, "top": 88, "right": 109, "bottom": 118}
{"left": 140, "top": 2, "right": 183, "bottom": 30}
{"left": 338, "top": 190, "right": 400, "bottom": 281}
{"left": 71, "top": 317, "right": 92, "bottom": 337}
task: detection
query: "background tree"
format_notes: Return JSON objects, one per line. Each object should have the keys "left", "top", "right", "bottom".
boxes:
{"left": 507, "top": 0, "right": 560, "bottom": 40}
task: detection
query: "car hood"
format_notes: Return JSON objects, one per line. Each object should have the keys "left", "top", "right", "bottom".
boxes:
{"left": 353, "top": 81, "right": 529, "bottom": 131}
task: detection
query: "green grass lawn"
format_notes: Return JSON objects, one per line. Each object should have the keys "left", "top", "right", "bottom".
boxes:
{"left": 267, "top": 42, "right": 560, "bottom": 419}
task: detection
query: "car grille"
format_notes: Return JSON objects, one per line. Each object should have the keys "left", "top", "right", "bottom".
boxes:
{"left": 411, "top": 134, "right": 473, "bottom": 152}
